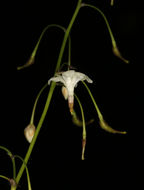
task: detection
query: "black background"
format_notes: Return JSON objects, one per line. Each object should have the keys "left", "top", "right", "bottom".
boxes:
{"left": 0, "top": 0, "right": 143, "bottom": 189}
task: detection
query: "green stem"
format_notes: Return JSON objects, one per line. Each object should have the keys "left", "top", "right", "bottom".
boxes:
{"left": 0, "top": 175, "right": 10, "bottom": 181}
{"left": 11, "top": 186, "right": 16, "bottom": 190}
{"left": 30, "top": 83, "right": 48, "bottom": 124}
{"left": 81, "top": 3, "right": 117, "bottom": 48}
{"left": 15, "top": 155, "right": 32, "bottom": 190}
{"left": 15, "top": 82, "right": 56, "bottom": 185}
{"left": 15, "top": 0, "right": 82, "bottom": 187}
{"left": 74, "top": 94, "right": 86, "bottom": 160}
{"left": 31, "top": 24, "right": 66, "bottom": 58}
{"left": 111, "top": 0, "right": 114, "bottom": 6}
{"left": 68, "top": 35, "right": 71, "bottom": 69}
{"left": 81, "top": 3, "right": 129, "bottom": 63}
{"left": 82, "top": 82, "right": 127, "bottom": 134}
{"left": 55, "top": 0, "right": 82, "bottom": 72}
{"left": 82, "top": 82, "right": 103, "bottom": 121}
{"left": 74, "top": 94, "right": 86, "bottom": 138}
{"left": 17, "top": 24, "right": 71, "bottom": 70}
{"left": 0, "top": 146, "right": 16, "bottom": 180}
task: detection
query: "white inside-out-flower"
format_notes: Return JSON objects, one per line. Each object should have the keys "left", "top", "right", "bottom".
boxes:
{"left": 48, "top": 70, "right": 93, "bottom": 112}
{"left": 24, "top": 124, "right": 35, "bottom": 143}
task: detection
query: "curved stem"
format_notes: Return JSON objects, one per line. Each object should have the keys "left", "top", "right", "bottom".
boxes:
{"left": 74, "top": 94, "right": 86, "bottom": 137}
{"left": 81, "top": 3, "right": 129, "bottom": 63}
{"left": 15, "top": 0, "right": 82, "bottom": 187}
{"left": 72, "top": 109, "right": 94, "bottom": 127}
{"left": 82, "top": 82, "right": 127, "bottom": 134}
{"left": 82, "top": 82, "right": 103, "bottom": 120}
{"left": 30, "top": 83, "right": 48, "bottom": 124}
{"left": 31, "top": 24, "right": 66, "bottom": 58}
{"left": 17, "top": 24, "right": 71, "bottom": 70}
{"left": 14, "top": 155, "right": 32, "bottom": 190}
{"left": 74, "top": 94, "right": 86, "bottom": 160}
{"left": 0, "top": 175, "right": 10, "bottom": 181}
{"left": 15, "top": 82, "right": 56, "bottom": 185}
{"left": 68, "top": 35, "right": 71, "bottom": 70}
{"left": 0, "top": 146, "right": 16, "bottom": 180}
{"left": 55, "top": 0, "right": 82, "bottom": 72}
{"left": 81, "top": 3, "right": 116, "bottom": 48}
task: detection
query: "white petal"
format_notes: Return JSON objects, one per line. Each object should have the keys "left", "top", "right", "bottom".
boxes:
{"left": 62, "top": 70, "right": 75, "bottom": 78}
{"left": 72, "top": 72, "right": 93, "bottom": 85}
{"left": 83, "top": 75, "right": 93, "bottom": 83}
{"left": 48, "top": 76, "right": 65, "bottom": 85}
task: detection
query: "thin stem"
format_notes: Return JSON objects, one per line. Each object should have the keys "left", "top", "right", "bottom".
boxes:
{"left": 81, "top": 3, "right": 129, "bottom": 63}
{"left": 30, "top": 83, "right": 48, "bottom": 124}
{"left": 74, "top": 94, "right": 86, "bottom": 160}
{"left": 15, "top": 82, "right": 56, "bottom": 185}
{"left": 55, "top": 0, "right": 82, "bottom": 72}
{"left": 31, "top": 24, "right": 66, "bottom": 57}
{"left": 82, "top": 82, "right": 127, "bottom": 134}
{"left": 71, "top": 109, "right": 94, "bottom": 127}
{"left": 0, "top": 175, "right": 10, "bottom": 182}
{"left": 15, "top": 0, "right": 82, "bottom": 186}
{"left": 68, "top": 35, "right": 71, "bottom": 69}
{"left": 14, "top": 155, "right": 32, "bottom": 190}
{"left": 81, "top": 3, "right": 116, "bottom": 47}
{"left": 111, "top": 0, "right": 114, "bottom": 6}
{"left": 17, "top": 24, "right": 71, "bottom": 70}
{"left": 0, "top": 146, "right": 16, "bottom": 180}
{"left": 82, "top": 82, "right": 103, "bottom": 121}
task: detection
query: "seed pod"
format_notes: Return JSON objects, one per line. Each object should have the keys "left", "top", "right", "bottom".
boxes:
{"left": 99, "top": 119, "right": 127, "bottom": 134}
{"left": 112, "top": 46, "right": 129, "bottom": 64}
{"left": 17, "top": 55, "right": 35, "bottom": 70}
{"left": 24, "top": 124, "right": 36, "bottom": 143}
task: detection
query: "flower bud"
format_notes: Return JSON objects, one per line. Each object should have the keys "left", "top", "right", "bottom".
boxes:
{"left": 24, "top": 124, "right": 36, "bottom": 143}
{"left": 61, "top": 86, "right": 68, "bottom": 100}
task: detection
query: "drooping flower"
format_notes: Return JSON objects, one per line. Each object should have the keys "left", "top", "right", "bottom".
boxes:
{"left": 48, "top": 70, "right": 93, "bottom": 112}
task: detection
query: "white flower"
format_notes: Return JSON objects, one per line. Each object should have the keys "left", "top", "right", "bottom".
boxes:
{"left": 48, "top": 70, "right": 93, "bottom": 112}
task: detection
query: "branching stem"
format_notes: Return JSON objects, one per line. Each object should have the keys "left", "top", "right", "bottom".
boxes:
{"left": 15, "top": 0, "right": 83, "bottom": 187}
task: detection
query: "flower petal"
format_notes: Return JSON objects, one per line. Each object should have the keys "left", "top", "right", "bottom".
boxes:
{"left": 48, "top": 76, "right": 65, "bottom": 85}
{"left": 62, "top": 70, "right": 75, "bottom": 78}
{"left": 75, "top": 72, "right": 93, "bottom": 83}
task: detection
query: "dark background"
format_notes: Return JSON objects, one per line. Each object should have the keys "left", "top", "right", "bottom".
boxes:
{"left": 0, "top": 0, "right": 143, "bottom": 188}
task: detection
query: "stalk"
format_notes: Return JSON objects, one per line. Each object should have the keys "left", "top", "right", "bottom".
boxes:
{"left": 15, "top": 0, "right": 83, "bottom": 187}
